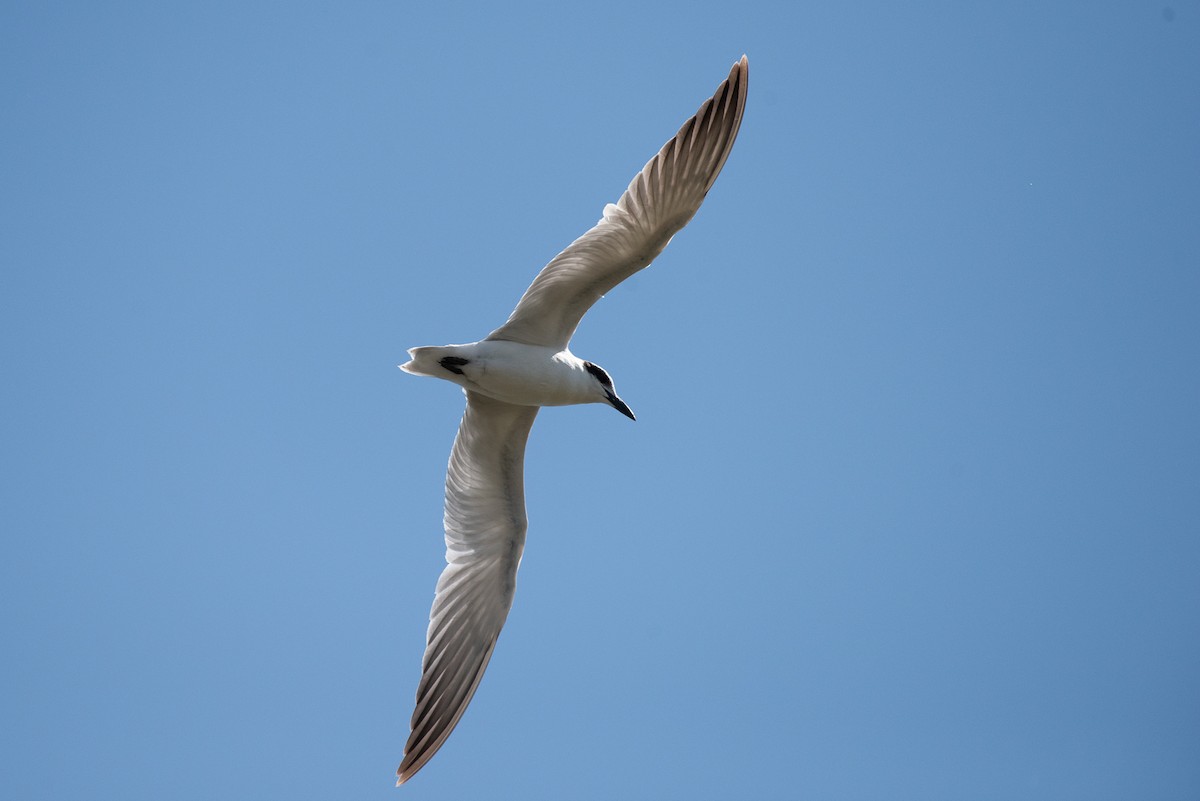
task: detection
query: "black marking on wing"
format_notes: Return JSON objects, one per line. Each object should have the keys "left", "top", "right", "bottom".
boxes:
{"left": 439, "top": 357, "right": 469, "bottom": 375}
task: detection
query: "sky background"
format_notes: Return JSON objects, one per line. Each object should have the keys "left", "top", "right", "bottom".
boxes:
{"left": 2, "top": 2, "right": 1198, "bottom": 799}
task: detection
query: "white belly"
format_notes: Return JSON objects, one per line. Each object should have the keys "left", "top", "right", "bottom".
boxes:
{"left": 404, "top": 340, "right": 596, "bottom": 407}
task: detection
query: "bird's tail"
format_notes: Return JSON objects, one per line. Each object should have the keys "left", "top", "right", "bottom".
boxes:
{"left": 399, "top": 345, "right": 465, "bottom": 378}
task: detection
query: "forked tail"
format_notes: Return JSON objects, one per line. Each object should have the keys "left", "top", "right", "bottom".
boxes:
{"left": 400, "top": 346, "right": 474, "bottom": 378}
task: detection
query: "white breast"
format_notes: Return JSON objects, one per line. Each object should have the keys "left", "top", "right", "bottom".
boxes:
{"left": 459, "top": 340, "right": 594, "bottom": 407}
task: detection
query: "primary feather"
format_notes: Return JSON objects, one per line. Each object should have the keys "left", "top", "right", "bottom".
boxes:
{"left": 398, "top": 55, "right": 748, "bottom": 785}
{"left": 487, "top": 56, "right": 748, "bottom": 350}
{"left": 398, "top": 394, "right": 538, "bottom": 783}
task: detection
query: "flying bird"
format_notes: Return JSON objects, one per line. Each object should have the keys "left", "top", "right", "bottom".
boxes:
{"left": 397, "top": 56, "right": 748, "bottom": 784}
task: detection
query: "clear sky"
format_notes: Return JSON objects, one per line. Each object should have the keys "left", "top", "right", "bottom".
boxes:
{"left": 2, "top": 2, "right": 1198, "bottom": 799}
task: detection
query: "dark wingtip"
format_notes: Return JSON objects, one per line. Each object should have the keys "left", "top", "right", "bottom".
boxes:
{"left": 730, "top": 55, "right": 748, "bottom": 89}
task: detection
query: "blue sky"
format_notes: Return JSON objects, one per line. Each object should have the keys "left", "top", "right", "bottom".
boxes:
{"left": 2, "top": 2, "right": 1198, "bottom": 799}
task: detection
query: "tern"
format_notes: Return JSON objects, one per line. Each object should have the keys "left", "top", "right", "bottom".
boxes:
{"left": 396, "top": 56, "right": 748, "bottom": 784}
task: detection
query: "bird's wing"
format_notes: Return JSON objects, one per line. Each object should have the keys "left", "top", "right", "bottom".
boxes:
{"left": 485, "top": 55, "right": 748, "bottom": 350}
{"left": 397, "top": 392, "right": 539, "bottom": 785}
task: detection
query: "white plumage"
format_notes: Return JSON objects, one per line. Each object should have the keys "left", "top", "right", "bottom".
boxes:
{"left": 397, "top": 55, "right": 748, "bottom": 784}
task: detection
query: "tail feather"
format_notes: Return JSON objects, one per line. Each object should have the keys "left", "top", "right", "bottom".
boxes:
{"left": 400, "top": 346, "right": 439, "bottom": 377}
{"left": 400, "top": 345, "right": 470, "bottom": 378}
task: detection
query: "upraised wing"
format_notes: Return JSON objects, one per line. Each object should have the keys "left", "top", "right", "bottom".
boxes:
{"left": 486, "top": 55, "right": 748, "bottom": 350}
{"left": 397, "top": 392, "right": 539, "bottom": 784}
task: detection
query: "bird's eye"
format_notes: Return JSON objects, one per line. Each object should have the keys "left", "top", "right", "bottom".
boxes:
{"left": 583, "top": 361, "right": 613, "bottom": 388}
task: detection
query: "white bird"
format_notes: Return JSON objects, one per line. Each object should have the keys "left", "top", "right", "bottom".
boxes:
{"left": 396, "top": 56, "right": 748, "bottom": 784}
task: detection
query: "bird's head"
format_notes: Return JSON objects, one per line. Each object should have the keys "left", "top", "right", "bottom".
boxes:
{"left": 583, "top": 361, "right": 636, "bottom": 421}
